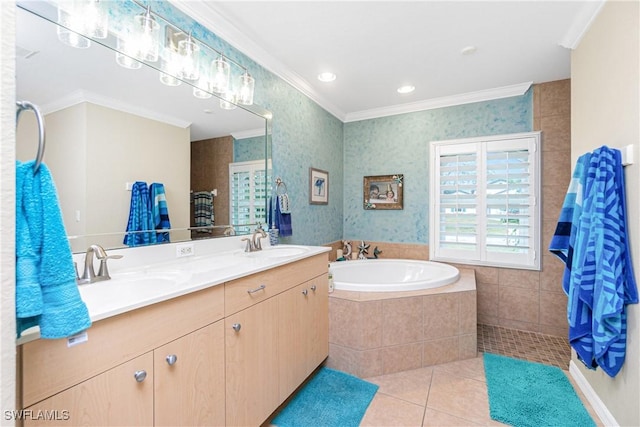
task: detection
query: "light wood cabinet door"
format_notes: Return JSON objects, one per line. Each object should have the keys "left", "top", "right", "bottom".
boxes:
{"left": 307, "top": 274, "right": 329, "bottom": 372}
{"left": 24, "top": 353, "right": 153, "bottom": 427}
{"left": 225, "top": 297, "right": 279, "bottom": 427}
{"left": 154, "top": 321, "right": 225, "bottom": 427}
{"left": 278, "top": 282, "right": 311, "bottom": 403}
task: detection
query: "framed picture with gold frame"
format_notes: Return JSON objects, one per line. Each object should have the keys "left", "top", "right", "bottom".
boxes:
{"left": 363, "top": 174, "right": 403, "bottom": 210}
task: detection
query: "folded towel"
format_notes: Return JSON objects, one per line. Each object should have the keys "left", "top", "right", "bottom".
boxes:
{"left": 192, "top": 191, "right": 214, "bottom": 232}
{"left": 276, "top": 195, "right": 292, "bottom": 237}
{"left": 123, "top": 181, "right": 156, "bottom": 247}
{"left": 150, "top": 182, "right": 171, "bottom": 243}
{"left": 16, "top": 161, "right": 91, "bottom": 339}
{"left": 278, "top": 193, "right": 291, "bottom": 214}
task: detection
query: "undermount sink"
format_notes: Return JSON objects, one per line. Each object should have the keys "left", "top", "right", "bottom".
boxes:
{"left": 246, "top": 246, "right": 310, "bottom": 258}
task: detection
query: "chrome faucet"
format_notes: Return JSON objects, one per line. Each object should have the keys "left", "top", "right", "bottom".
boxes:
{"left": 77, "top": 244, "right": 123, "bottom": 285}
{"left": 241, "top": 224, "right": 268, "bottom": 252}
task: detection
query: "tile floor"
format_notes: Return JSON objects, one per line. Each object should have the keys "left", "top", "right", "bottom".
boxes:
{"left": 359, "top": 325, "right": 602, "bottom": 426}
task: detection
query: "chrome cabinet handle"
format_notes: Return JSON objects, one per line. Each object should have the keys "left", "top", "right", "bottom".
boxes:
{"left": 232, "top": 323, "right": 242, "bottom": 332}
{"left": 302, "top": 289, "right": 308, "bottom": 296}
{"left": 310, "top": 285, "right": 317, "bottom": 292}
{"left": 166, "top": 354, "right": 178, "bottom": 366}
{"left": 134, "top": 370, "right": 147, "bottom": 382}
{"left": 247, "top": 284, "right": 266, "bottom": 294}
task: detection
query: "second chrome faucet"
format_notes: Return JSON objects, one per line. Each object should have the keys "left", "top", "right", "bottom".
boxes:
{"left": 77, "top": 244, "right": 123, "bottom": 285}
{"left": 241, "top": 225, "right": 268, "bottom": 252}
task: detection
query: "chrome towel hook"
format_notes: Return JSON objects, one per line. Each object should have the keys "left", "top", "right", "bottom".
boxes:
{"left": 16, "top": 100, "right": 46, "bottom": 174}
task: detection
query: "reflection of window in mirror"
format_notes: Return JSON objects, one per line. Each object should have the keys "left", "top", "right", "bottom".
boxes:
{"left": 229, "top": 160, "right": 272, "bottom": 235}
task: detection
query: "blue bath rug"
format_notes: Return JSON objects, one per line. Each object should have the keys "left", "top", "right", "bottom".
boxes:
{"left": 272, "top": 367, "right": 378, "bottom": 427}
{"left": 483, "top": 353, "right": 595, "bottom": 427}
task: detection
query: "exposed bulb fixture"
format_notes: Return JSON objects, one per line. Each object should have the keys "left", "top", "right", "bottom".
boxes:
{"left": 210, "top": 56, "right": 231, "bottom": 93}
{"left": 57, "top": 0, "right": 108, "bottom": 49}
{"left": 115, "top": 34, "right": 142, "bottom": 69}
{"left": 397, "top": 85, "right": 415, "bottom": 94}
{"left": 219, "top": 90, "right": 237, "bottom": 110}
{"left": 132, "top": 6, "right": 160, "bottom": 62}
{"left": 177, "top": 32, "right": 200, "bottom": 81}
{"left": 159, "top": 47, "right": 182, "bottom": 86}
{"left": 193, "top": 65, "right": 212, "bottom": 99}
{"left": 317, "top": 72, "right": 336, "bottom": 82}
{"left": 237, "top": 70, "right": 255, "bottom": 106}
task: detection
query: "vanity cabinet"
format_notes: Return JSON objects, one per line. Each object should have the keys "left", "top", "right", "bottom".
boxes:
{"left": 224, "top": 254, "right": 328, "bottom": 426}
{"left": 19, "top": 253, "right": 328, "bottom": 427}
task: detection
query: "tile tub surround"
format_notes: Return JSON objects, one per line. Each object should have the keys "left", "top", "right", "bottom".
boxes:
{"left": 326, "top": 269, "right": 476, "bottom": 378}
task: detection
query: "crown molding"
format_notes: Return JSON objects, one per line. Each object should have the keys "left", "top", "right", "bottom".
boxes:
{"left": 231, "top": 128, "right": 265, "bottom": 140}
{"left": 42, "top": 90, "right": 192, "bottom": 129}
{"left": 559, "top": 0, "right": 606, "bottom": 49}
{"left": 344, "top": 82, "right": 533, "bottom": 123}
{"left": 169, "top": 0, "right": 347, "bottom": 121}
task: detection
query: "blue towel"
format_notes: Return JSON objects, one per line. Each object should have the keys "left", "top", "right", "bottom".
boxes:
{"left": 15, "top": 161, "right": 91, "bottom": 339}
{"left": 150, "top": 183, "right": 171, "bottom": 243}
{"left": 550, "top": 146, "right": 638, "bottom": 377}
{"left": 123, "top": 181, "right": 156, "bottom": 247}
{"left": 269, "top": 195, "right": 292, "bottom": 237}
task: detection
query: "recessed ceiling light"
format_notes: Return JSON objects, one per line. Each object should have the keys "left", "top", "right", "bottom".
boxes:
{"left": 318, "top": 72, "right": 336, "bottom": 82}
{"left": 461, "top": 45, "right": 477, "bottom": 55}
{"left": 397, "top": 85, "right": 415, "bottom": 94}
{"left": 203, "top": 109, "right": 213, "bottom": 114}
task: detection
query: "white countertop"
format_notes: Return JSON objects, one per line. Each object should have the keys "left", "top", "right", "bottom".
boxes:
{"left": 17, "top": 241, "right": 329, "bottom": 345}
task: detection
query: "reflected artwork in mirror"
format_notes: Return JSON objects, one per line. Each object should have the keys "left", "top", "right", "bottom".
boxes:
{"left": 15, "top": 1, "right": 272, "bottom": 253}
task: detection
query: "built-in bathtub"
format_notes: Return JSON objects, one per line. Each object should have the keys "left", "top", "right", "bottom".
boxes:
{"left": 330, "top": 259, "right": 460, "bottom": 292}
{"left": 327, "top": 259, "right": 477, "bottom": 378}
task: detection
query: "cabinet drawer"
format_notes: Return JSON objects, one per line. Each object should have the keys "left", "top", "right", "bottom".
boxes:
{"left": 225, "top": 254, "right": 327, "bottom": 316}
{"left": 21, "top": 284, "right": 224, "bottom": 408}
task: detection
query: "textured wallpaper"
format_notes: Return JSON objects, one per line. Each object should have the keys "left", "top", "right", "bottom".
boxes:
{"left": 343, "top": 91, "right": 533, "bottom": 244}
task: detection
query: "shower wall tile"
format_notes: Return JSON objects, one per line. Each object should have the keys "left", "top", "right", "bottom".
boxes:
{"left": 543, "top": 184, "right": 568, "bottom": 220}
{"left": 459, "top": 334, "right": 478, "bottom": 360}
{"left": 498, "top": 287, "right": 539, "bottom": 324}
{"left": 329, "top": 297, "right": 362, "bottom": 348}
{"left": 540, "top": 79, "right": 571, "bottom": 117}
{"left": 360, "top": 301, "right": 383, "bottom": 350}
{"left": 539, "top": 291, "right": 568, "bottom": 328}
{"left": 542, "top": 149, "right": 572, "bottom": 190}
{"left": 498, "top": 268, "right": 540, "bottom": 291}
{"left": 540, "top": 254, "right": 565, "bottom": 293}
{"left": 476, "top": 282, "right": 499, "bottom": 320}
{"left": 540, "top": 115, "right": 571, "bottom": 151}
{"left": 355, "top": 349, "right": 384, "bottom": 378}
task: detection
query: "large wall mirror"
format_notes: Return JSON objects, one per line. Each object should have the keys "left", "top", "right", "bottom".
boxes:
{"left": 15, "top": 2, "right": 272, "bottom": 253}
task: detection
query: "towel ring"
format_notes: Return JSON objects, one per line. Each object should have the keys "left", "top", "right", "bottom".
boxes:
{"left": 16, "top": 100, "right": 46, "bottom": 174}
{"left": 275, "top": 178, "right": 288, "bottom": 195}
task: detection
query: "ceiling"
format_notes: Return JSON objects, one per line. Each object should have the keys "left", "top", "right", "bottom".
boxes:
{"left": 173, "top": 1, "right": 604, "bottom": 122}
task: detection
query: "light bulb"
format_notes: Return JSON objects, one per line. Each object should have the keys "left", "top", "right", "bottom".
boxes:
{"left": 159, "top": 47, "right": 182, "bottom": 86}
{"left": 115, "top": 35, "right": 142, "bottom": 70}
{"left": 177, "top": 34, "right": 200, "bottom": 81}
{"left": 219, "top": 90, "right": 237, "bottom": 110}
{"left": 237, "top": 71, "right": 255, "bottom": 105}
{"left": 133, "top": 6, "right": 159, "bottom": 62}
{"left": 57, "top": 4, "right": 91, "bottom": 48}
{"left": 210, "top": 56, "right": 230, "bottom": 93}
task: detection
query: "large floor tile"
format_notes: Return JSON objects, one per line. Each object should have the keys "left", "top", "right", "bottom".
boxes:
{"left": 426, "top": 369, "right": 493, "bottom": 425}
{"left": 422, "top": 408, "right": 484, "bottom": 426}
{"left": 433, "top": 356, "right": 485, "bottom": 382}
{"left": 360, "top": 393, "right": 425, "bottom": 427}
{"left": 365, "top": 367, "right": 433, "bottom": 406}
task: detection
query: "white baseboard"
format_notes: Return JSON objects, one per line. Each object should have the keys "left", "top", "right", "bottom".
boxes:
{"left": 569, "top": 360, "right": 618, "bottom": 426}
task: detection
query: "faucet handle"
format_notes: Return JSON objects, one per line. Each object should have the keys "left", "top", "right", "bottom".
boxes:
{"left": 97, "top": 255, "right": 123, "bottom": 279}
{"left": 241, "top": 237, "right": 252, "bottom": 252}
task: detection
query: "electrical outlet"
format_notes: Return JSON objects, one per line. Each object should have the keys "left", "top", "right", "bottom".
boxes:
{"left": 176, "top": 243, "right": 194, "bottom": 258}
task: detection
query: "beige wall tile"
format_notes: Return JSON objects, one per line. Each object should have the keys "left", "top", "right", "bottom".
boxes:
{"left": 542, "top": 149, "right": 572, "bottom": 189}
{"left": 459, "top": 334, "right": 478, "bottom": 360}
{"left": 459, "top": 291, "right": 477, "bottom": 335}
{"left": 326, "top": 343, "right": 355, "bottom": 375}
{"left": 476, "top": 282, "right": 499, "bottom": 320}
{"left": 540, "top": 79, "right": 571, "bottom": 117}
{"left": 542, "top": 184, "right": 568, "bottom": 221}
{"left": 423, "top": 337, "right": 459, "bottom": 367}
{"left": 478, "top": 313, "right": 499, "bottom": 326}
{"left": 542, "top": 219, "right": 559, "bottom": 254}
{"left": 499, "top": 287, "right": 539, "bottom": 324}
{"left": 471, "top": 266, "right": 500, "bottom": 284}
{"left": 498, "top": 268, "right": 540, "bottom": 290}
{"left": 328, "top": 297, "right": 362, "bottom": 348}
{"left": 540, "top": 254, "right": 565, "bottom": 293}
{"left": 498, "top": 318, "right": 538, "bottom": 333}
{"left": 538, "top": 323, "right": 568, "bottom": 337}
{"left": 382, "top": 297, "right": 424, "bottom": 346}
{"left": 540, "top": 115, "right": 571, "bottom": 152}
{"left": 355, "top": 348, "right": 383, "bottom": 378}
{"left": 423, "top": 293, "right": 459, "bottom": 340}
{"left": 539, "top": 291, "right": 568, "bottom": 328}
{"left": 360, "top": 300, "right": 383, "bottom": 350}
{"left": 381, "top": 343, "right": 423, "bottom": 375}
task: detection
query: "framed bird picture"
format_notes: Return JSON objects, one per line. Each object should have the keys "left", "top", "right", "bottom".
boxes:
{"left": 309, "top": 167, "right": 329, "bottom": 205}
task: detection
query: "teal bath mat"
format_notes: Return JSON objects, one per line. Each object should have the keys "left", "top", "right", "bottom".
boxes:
{"left": 272, "top": 367, "right": 378, "bottom": 427}
{"left": 483, "top": 353, "right": 595, "bottom": 427}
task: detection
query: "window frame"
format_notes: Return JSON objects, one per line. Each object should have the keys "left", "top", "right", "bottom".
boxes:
{"left": 429, "top": 131, "right": 541, "bottom": 271}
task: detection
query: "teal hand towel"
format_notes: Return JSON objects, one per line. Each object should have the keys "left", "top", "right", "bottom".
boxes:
{"left": 16, "top": 161, "right": 91, "bottom": 339}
